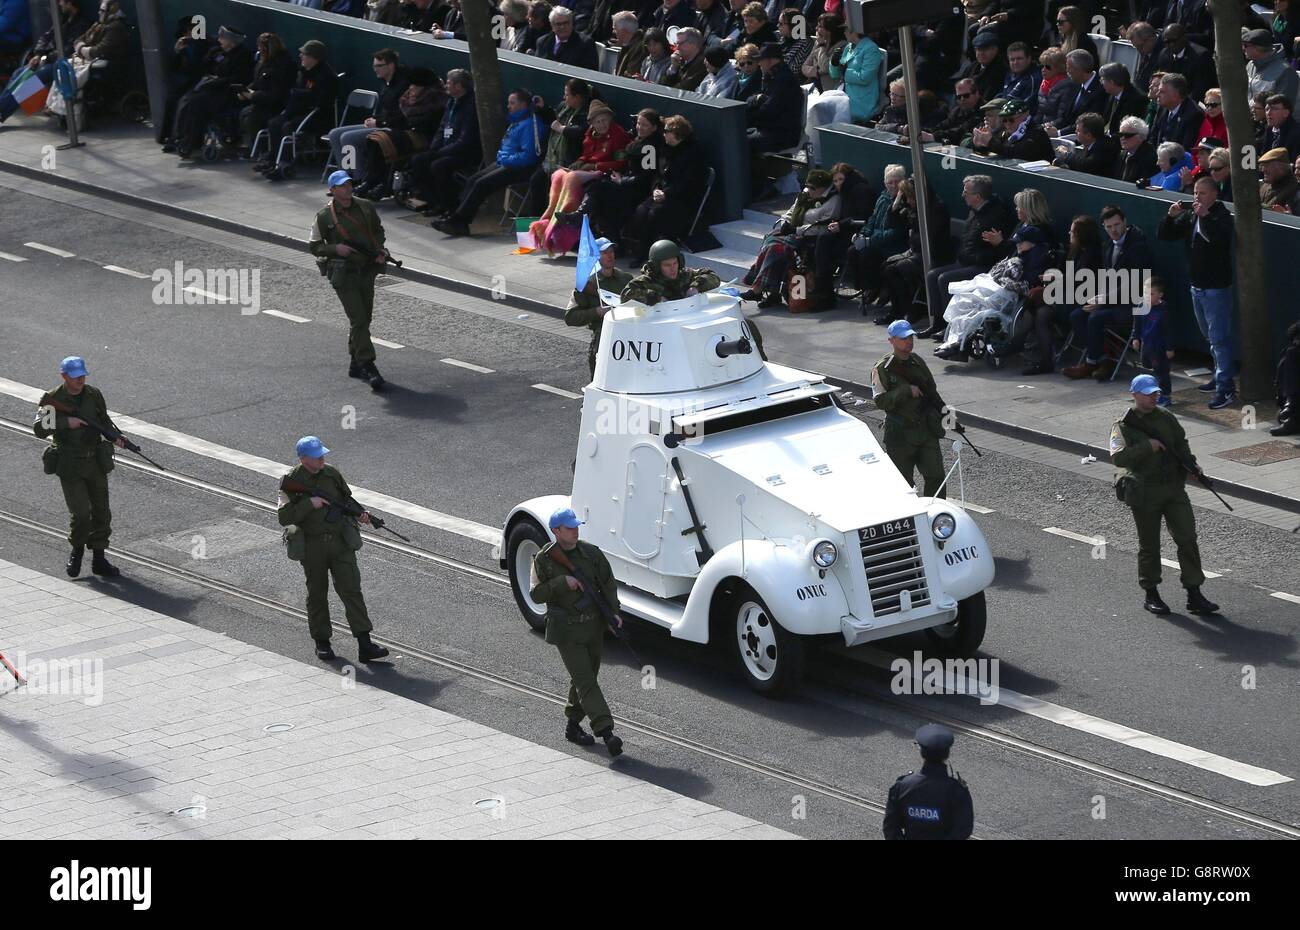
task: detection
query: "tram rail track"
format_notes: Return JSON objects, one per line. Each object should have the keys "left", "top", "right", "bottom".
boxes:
{"left": 1, "top": 418, "right": 1296, "bottom": 839}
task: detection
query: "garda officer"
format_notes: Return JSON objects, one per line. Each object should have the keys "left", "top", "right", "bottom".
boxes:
{"left": 621, "top": 239, "right": 766, "bottom": 358}
{"left": 1110, "top": 374, "right": 1220, "bottom": 616}
{"left": 310, "top": 170, "right": 391, "bottom": 389}
{"left": 872, "top": 320, "right": 946, "bottom": 498}
{"left": 277, "top": 436, "right": 390, "bottom": 662}
{"left": 529, "top": 508, "right": 625, "bottom": 756}
{"left": 883, "top": 723, "right": 974, "bottom": 840}
{"left": 33, "top": 356, "right": 127, "bottom": 578}
{"left": 565, "top": 237, "right": 634, "bottom": 377}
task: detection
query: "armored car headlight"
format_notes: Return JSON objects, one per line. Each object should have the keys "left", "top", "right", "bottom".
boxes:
{"left": 931, "top": 513, "right": 957, "bottom": 541}
{"left": 812, "top": 540, "right": 838, "bottom": 568}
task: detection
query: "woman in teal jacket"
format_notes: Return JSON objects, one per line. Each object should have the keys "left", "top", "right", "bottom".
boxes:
{"left": 829, "top": 28, "right": 881, "bottom": 124}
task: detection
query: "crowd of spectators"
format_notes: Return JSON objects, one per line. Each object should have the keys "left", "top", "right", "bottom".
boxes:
{"left": 6, "top": 0, "right": 1300, "bottom": 417}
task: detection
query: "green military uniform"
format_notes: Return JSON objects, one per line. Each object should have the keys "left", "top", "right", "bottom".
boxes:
{"left": 1110, "top": 406, "right": 1205, "bottom": 590}
{"left": 33, "top": 384, "right": 116, "bottom": 550}
{"left": 529, "top": 540, "right": 620, "bottom": 734}
{"left": 565, "top": 265, "right": 634, "bottom": 376}
{"left": 309, "top": 196, "right": 386, "bottom": 365}
{"left": 277, "top": 463, "right": 374, "bottom": 642}
{"left": 620, "top": 263, "right": 768, "bottom": 359}
{"left": 872, "top": 352, "right": 946, "bottom": 498}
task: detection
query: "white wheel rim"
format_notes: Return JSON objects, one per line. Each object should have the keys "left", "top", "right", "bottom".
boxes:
{"left": 736, "top": 601, "right": 778, "bottom": 682}
{"left": 515, "top": 539, "right": 545, "bottom": 618}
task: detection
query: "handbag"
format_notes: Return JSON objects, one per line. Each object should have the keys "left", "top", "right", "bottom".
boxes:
{"left": 785, "top": 260, "right": 817, "bottom": 313}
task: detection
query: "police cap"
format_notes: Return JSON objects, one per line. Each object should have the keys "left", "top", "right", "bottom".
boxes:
{"left": 916, "top": 723, "right": 955, "bottom": 756}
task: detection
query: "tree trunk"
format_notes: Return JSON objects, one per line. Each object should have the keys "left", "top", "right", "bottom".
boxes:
{"left": 462, "top": 0, "right": 507, "bottom": 167}
{"left": 1209, "top": 0, "right": 1270, "bottom": 402}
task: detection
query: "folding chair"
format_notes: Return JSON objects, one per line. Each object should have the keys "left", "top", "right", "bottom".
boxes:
{"left": 319, "top": 88, "right": 380, "bottom": 182}
{"left": 501, "top": 182, "right": 530, "bottom": 227}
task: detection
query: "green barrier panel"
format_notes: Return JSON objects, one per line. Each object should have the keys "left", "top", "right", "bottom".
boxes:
{"left": 818, "top": 122, "right": 1300, "bottom": 355}
{"left": 157, "top": 0, "right": 751, "bottom": 220}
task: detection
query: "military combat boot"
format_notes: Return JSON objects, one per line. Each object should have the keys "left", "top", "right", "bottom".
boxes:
{"left": 594, "top": 726, "right": 623, "bottom": 757}
{"left": 565, "top": 720, "right": 596, "bottom": 746}
{"left": 362, "top": 361, "right": 386, "bottom": 390}
{"left": 356, "top": 632, "right": 389, "bottom": 662}
{"left": 66, "top": 546, "right": 84, "bottom": 578}
{"left": 314, "top": 639, "right": 336, "bottom": 661}
{"left": 1143, "top": 587, "right": 1170, "bottom": 615}
{"left": 91, "top": 550, "right": 120, "bottom": 577}
{"left": 1185, "top": 587, "right": 1220, "bottom": 615}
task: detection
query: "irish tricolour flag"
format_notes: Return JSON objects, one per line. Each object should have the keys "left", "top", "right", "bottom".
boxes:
{"left": 1, "top": 67, "right": 50, "bottom": 121}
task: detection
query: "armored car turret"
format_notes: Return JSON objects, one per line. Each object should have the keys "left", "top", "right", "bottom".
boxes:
{"left": 502, "top": 290, "right": 994, "bottom": 693}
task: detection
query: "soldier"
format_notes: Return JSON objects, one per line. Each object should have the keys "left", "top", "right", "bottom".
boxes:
{"left": 33, "top": 356, "right": 127, "bottom": 578}
{"left": 529, "top": 507, "right": 625, "bottom": 756}
{"left": 883, "top": 723, "right": 974, "bottom": 840}
{"left": 310, "top": 170, "right": 391, "bottom": 390}
{"left": 621, "top": 239, "right": 766, "bottom": 358}
{"left": 1110, "top": 374, "right": 1220, "bottom": 616}
{"left": 872, "top": 320, "right": 947, "bottom": 498}
{"left": 277, "top": 436, "right": 390, "bottom": 662}
{"left": 564, "top": 237, "right": 633, "bottom": 377}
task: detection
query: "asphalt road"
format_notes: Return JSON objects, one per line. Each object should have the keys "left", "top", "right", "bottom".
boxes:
{"left": 1, "top": 189, "right": 1298, "bottom": 839}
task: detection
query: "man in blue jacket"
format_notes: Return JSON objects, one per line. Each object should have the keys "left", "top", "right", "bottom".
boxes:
{"left": 0, "top": 0, "right": 31, "bottom": 58}
{"left": 405, "top": 68, "right": 480, "bottom": 216}
{"left": 433, "top": 88, "right": 547, "bottom": 236}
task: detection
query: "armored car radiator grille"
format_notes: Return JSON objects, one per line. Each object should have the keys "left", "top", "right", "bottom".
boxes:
{"left": 858, "top": 517, "right": 931, "bottom": 616}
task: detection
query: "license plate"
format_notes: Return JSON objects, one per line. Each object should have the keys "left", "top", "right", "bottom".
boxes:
{"left": 858, "top": 517, "right": 915, "bottom": 543}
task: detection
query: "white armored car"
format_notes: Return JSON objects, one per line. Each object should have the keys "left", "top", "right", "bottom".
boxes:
{"left": 502, "top": 290, "right": 995, "bottom": 693}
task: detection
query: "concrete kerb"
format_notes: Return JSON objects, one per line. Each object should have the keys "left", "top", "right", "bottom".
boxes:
{"left": 6, "top": 155, "right": 1297, "bottom": 516}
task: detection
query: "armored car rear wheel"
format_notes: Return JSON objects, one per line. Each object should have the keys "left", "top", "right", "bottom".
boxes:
{"left": 506, "top": 520, "right": 550, "bottom": 632}
{"left": 728, "top": 586, "right": 804, "bottom": 695}
{"left": 924, "top": 591, "right": 987, "bottom": 657}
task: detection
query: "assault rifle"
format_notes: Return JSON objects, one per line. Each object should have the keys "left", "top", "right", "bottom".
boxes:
{"left": 881, "top": 358, "right": 983, "bottom": 457}
{"left": 546, "top": 546, "right": 641, "bottom": 666}
{"left": 39, "top": 394, "right": 165, "bottom": 470}
{"left": 1120, "top": 409, "right": 1233, "bottom": 511}
{"left": 280, "top": 478, "right": 412, "bottom": 542}
{"left": 342, "top": 239, "right": 402, "bottom": 269}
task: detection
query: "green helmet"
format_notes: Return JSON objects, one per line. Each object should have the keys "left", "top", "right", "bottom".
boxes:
{"left": 648, "top": 239, "right": 682, "bottom": 264}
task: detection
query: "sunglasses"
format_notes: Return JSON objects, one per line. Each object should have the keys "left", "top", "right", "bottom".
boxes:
{"left": 1205, "top": 101, "right": 1221, "bottom": 108}
{"left": 956, "top": 92, "right": 974, "bottom": 99}
{"left": 1118, "top": 132, "right": 1138, "bottom": 138}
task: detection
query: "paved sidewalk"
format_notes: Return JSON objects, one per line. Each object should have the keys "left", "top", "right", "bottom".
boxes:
{"left": 2, "top": 119, "right": 1297, "bottom": 506}
{"left": 0, "top": 559, "right": 794, "bottom": 839}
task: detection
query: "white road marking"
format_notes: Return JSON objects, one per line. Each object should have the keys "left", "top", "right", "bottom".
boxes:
{"left": 851, "top": 647, "right": 1292, "bottom": 786}
{"left": 441, "top": 358, "right": 494, "bottom": 374}
{"left": 373, "top": 338, "right": 404, "bottom": 349}
{"left": 532, "top": 383, "right": 582, "bottom": 400}
{"left": 102, "top": 265, "right": 151, "bottom": 279}
{"left": 261, "top": 309, "right": 310, "bottom": 323}
{"left": 1161, "top": 557, "right": 1220, "bottom": 579}
{"left": 0, "top": 251, "right": 27, "bottom": 262}
{"left": 23, "top": 242, "right": 75, "bottom": 258}
{"left": 183, "top": 286, "right": 235, "bottom": 303}
{"left": 0, "top": 377, "right": 499, "bottom": 545}
{"left": 1043, "top": 526, "right": 1101, "bottom": 545}
{"left": 1271, "top": 591, "right": 1300, "bottom": 605}
{"left": 953, "top": 501, "right": 995, "bottom": 515}
{"left": 1045, "top": 527, "right": 1221, "bottom": 577}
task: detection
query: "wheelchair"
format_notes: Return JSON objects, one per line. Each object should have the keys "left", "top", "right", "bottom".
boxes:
{"left": 200, "top": 108, "right": 243, "bottom": 162}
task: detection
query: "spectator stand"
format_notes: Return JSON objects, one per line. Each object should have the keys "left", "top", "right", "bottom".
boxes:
{"left": 817, "top": 122, "right": 1300, "bottom": 355}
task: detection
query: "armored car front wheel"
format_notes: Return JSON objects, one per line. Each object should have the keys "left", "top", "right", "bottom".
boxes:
{"left": 923, "top": 591, "right": 987, "bottom": 657}
{"left": 506, "top": 520, "right": 550, "bottom": 632}
{"left": 728, "top": 586, "right": 805, "bottom": 695}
